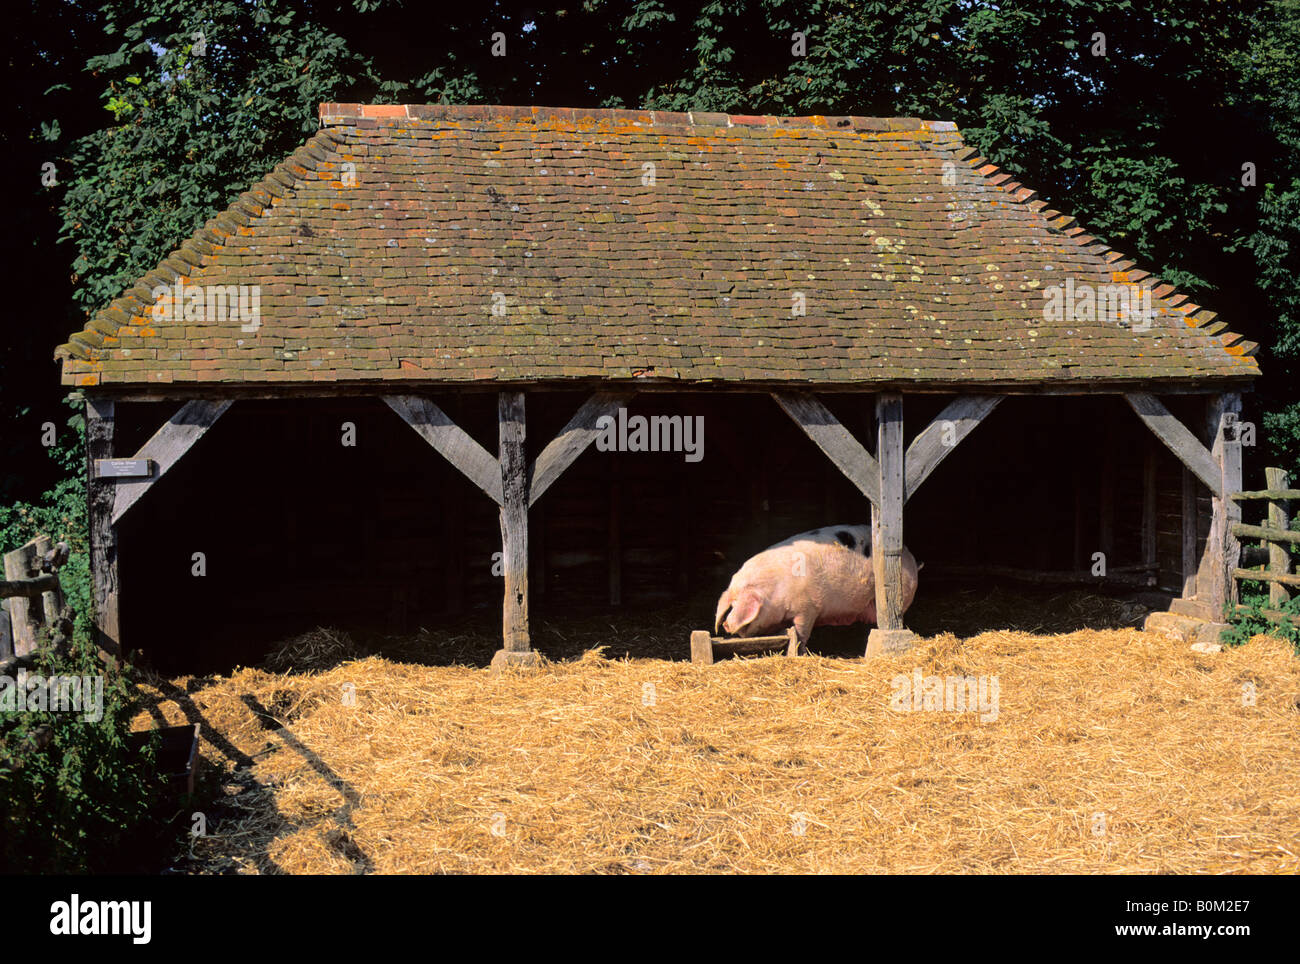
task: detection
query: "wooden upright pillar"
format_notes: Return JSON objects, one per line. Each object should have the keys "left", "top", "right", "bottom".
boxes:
{"left": 608, "top": 455, "right": 622, "bottom": 606}
{"left": 1141, "top": 445, "right": 1158, "bottom": 583}
{"left": 1199, "top": 393, "right": 1243, "bottom": 619}
{"left": 871, "top": 393, "right": 905, "bottom": 631}
{"left": 1099, "top": 409, "right": 1116, "bottom": 565}
{"left": 1180, "top": 466, "right": 1198, "bottom": 600}
{"left": 866, "top": 392, "right": 916, "bottom": 655}
{"left": 498, "top": 391, "right": 529, "bottom": 650}
{"left": 1266, "top": 467, "right": 1292, "bottom": 609}
{"left": 494, "top": 391, "right": 533, "bottom": 665}
{"left": 86, "top": 397, "right": 120, "bottom": 658}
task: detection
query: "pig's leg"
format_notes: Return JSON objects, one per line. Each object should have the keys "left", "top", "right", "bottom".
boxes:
{"left": 791, "top": 612, "right": 814, "bottom": 651}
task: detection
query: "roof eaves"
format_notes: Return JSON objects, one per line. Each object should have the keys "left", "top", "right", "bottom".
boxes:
{"left": 954, "top": 146, "right": 1260, "bottom": 365}
{"left": 53, "top": 126, "right": 349, "bottom": 376}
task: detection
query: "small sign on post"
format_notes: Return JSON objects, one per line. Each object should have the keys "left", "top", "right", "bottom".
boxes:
{"left": 94, "top": 458, "right": 154, "bottom": 479}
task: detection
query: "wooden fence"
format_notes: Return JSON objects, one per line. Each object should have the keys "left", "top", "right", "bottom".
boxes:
{"left": 1, "top": 534, "right": 69, "bottom": 659}
{"left": 1230, "top": 467, "right": 1299, "bottom": 625}
{"left": 1, "top": 534, "right": 71, "bottom": 771}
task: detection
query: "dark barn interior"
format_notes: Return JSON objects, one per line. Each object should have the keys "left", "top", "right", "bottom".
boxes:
{"left": 117, "top": 390, "right": 1197, "bottom": 675}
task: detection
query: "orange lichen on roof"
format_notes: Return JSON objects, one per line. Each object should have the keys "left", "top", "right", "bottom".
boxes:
{"left": 52, "top": 103, "right": 1259, "bottom": 387}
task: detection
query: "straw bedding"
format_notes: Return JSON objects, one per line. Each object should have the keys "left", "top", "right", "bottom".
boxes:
{"left": 134, "top": 625, "right": 1300, "bottom": 874}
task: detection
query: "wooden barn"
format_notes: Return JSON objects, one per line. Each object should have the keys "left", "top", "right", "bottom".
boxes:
{"left": 54, "top": 104, "right": 1260, "bottom": 670}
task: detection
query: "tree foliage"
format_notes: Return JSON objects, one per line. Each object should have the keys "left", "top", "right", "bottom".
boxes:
{"left": 8, "top": 0, "right": 1300, "bottom": 484}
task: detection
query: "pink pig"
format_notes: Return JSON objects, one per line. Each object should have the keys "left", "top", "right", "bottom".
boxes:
{"left": 713, "top": 525, "right": 920, "bottom": 646}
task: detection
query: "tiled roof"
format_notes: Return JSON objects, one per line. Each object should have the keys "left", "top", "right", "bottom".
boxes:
{"left": 55, "top": 104, "right": 1260, "bottom": 388}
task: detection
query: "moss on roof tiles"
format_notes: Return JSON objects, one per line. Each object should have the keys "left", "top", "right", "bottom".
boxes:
{"left": 55, "top": 104, "right": 1259, "bottom": 387}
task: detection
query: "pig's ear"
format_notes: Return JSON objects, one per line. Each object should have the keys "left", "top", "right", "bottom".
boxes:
{"left": 728, "top": 588, "right": 766, "bottom": 634}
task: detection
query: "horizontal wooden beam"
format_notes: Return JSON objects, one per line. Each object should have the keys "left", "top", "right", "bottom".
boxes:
{"left": 0, "top": 573, "right": 61, "bottom": 600}
{"left": 1230, "top": 488, "right": 1300, "bottom": 501}
{"left": 529, "top": 391, "right": 635, "bottom": 507}
{"left": 1231, "top": 522, "right": 1300, "bottom": 545}
{"left": 904, "top": 395, "right": 1002, "bottom": 501}
{"left": 1233, "top": 604, "right": 1300, "bottom": 626}
{"left": 384, "top": 395, "right": 504, "bottom": 506}
{"left": 99, "top": 377, "right": 1258, "bottom": 405}
{"left": 771, "top": 391, "right": 880, "bottom": 505}
{"left": 1123, "top": 393, "right": 1222, "bottom": 498}
{"left": 111, "top": 399, "right": 233, "bottom": 524}
{"left": 1234, "top": 568, "right": 1300, "bottom": 587}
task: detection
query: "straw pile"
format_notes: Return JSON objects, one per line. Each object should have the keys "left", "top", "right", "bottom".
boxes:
{"left": 133, "top": 627, "right": 1300, "bottom": 874}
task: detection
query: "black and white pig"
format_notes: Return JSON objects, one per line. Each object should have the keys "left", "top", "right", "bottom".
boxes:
{"left": 714, "top": 524, "right": 920, "bottom": 646}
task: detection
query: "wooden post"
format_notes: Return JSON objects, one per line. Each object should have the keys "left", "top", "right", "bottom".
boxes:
{"left": 86, "top": 397, "right": 120, "bottom": 658}
{"left": 866, "top": 392, "right": 916, "bottom": 658}
{"left": 690, "top": 630, "right": 714, "bottom": 665}
{"left": 1124, "top": 392, "right": 1230, "bottom": 620}
{"left": 2, "top": 542, "right": 41, "bottom": 656}
{"left": 445, "top": 396, "right": 466, "bottom": 614}
{"left": 608, "top": 455, "right": 622, "bottom": 606}
{"left": 1222, "top": 400, "right": 1244, "bottom": 613}
{"left": 1266, "top": 467, "right": 1291, "bottom": 609}
{"left": 1198, "top": 393, "right": 1243, "bottom": 620}
{"left": 1099, "top": 410, "right": 1115, "bottom": 567}
{"left": 1, "top": 536, "right": 63, "bottom": 656}
{"left": 1181, "top": 466, "right": 1198, "bottom": 600}
{"left": 821, "top": 460, "right": 835, "bottom": 523}
{"left": 1141, "top": 446, "right": 1157, "bottom": 583}
{"left": 34, "top": 535, "right": 63, "bottom": 628}
{"left": 872, "top": 394, "right": 905, "bottom": 631}
{"left": 676, "top": 473, "right": 691, "bottom": 598}
{"left": 1073, "top": 469, "right": 1086, "bottom": 571}
{"left": 497, "top": 391, "right": 530, "bottom": 656}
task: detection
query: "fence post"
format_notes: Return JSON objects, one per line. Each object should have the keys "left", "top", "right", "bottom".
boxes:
{"left": 1265, "top": 467, "right": 1292, "bottom": 609}
{"left": 2, "top": 537, "right": 55, "bottom": 656}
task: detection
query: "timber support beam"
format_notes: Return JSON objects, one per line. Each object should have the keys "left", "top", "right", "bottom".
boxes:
{"left": 109, "top": 399, "right": 233, "bottom": 524}
{"left": 387, "top": 390, "right": 638, "bottom": 662}
{"left": 903, "top": 395, "right": 1002, "bottom": 502}
{"left": 86, "top": 398, "right": 118, "bottom": 658}
{"left": 773, "top": 390, "right": 1003, "bottom": 655}
{"left": 494, "top": 391, "right": 532, "bottom": 667}
{"left": 1123, "top": 393, "right": 1223, "bottom": 497}
{"left": 866, "top": 392, "right": 917, "bottom": 655}
{"left": 1125, "top": 392, "right": 1242, "bottom": 620}
{"left": 88, "top": 396, "right": 232, "bottom": 658}
{"left": 771, "top": 391, "right": 880, "bottom": 506}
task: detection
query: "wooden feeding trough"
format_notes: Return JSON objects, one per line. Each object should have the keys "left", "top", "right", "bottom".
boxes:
{"left": 690, "top": 627, "right": 801, "bottom": 665}
{"left": 128, "top": 723, "right": 201, "bottom": 799}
